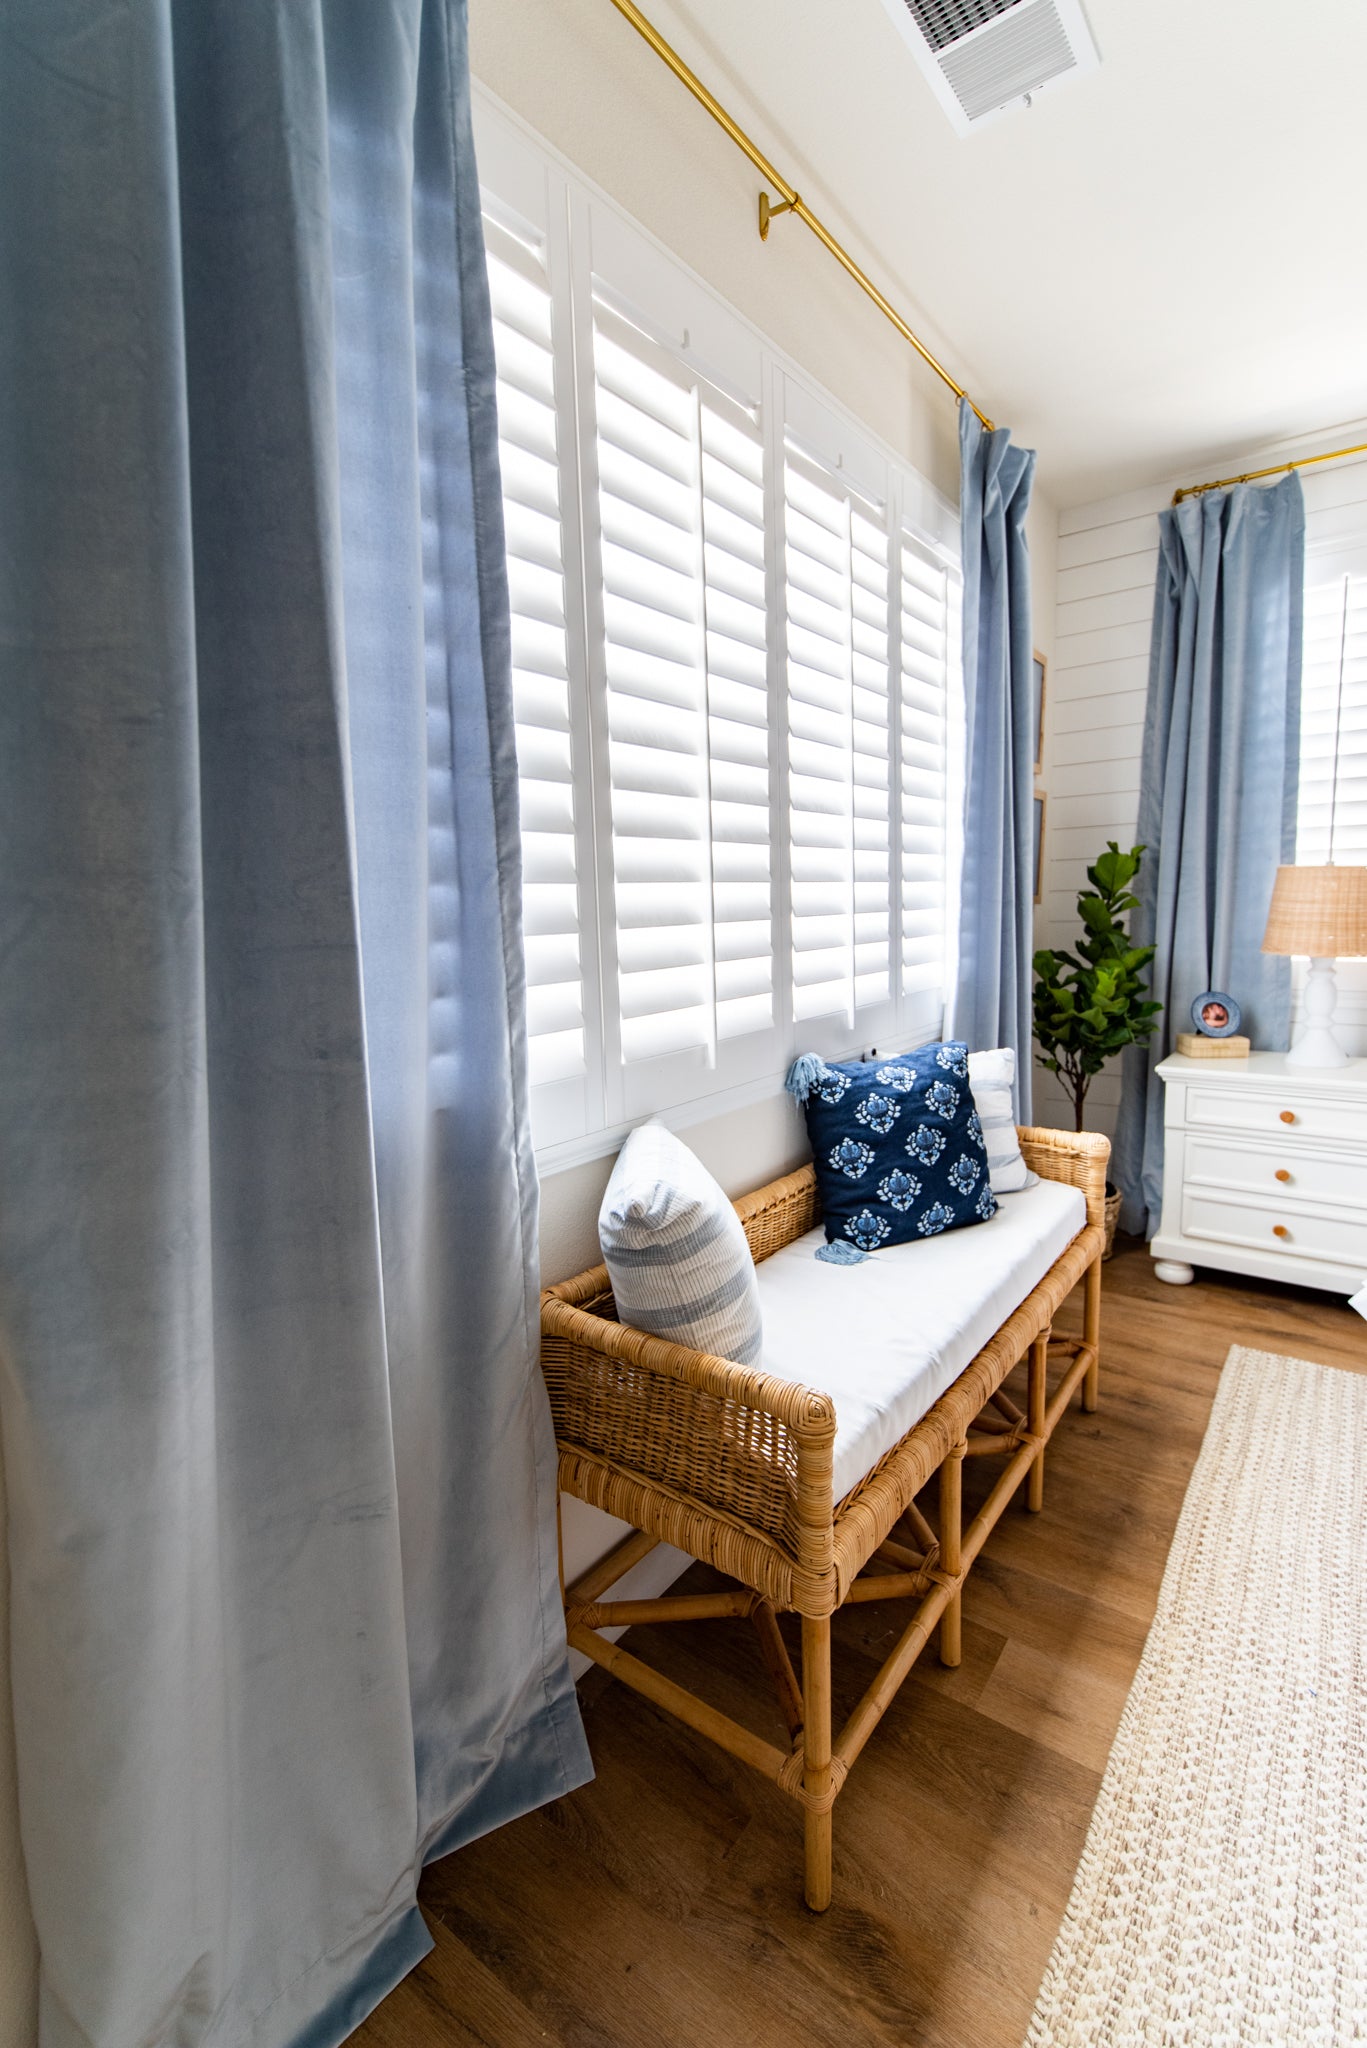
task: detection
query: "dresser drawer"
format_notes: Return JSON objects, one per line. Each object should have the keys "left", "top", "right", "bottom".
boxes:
{"left": 1180, "top": 1190, "right": 1367, "bottom": 1269}
{"left": 1183, "top": 1085, "right": 1367, "bottom": 1146}
{"left": 1184, "top": 1133, "right": 1367, "bottom": 1212}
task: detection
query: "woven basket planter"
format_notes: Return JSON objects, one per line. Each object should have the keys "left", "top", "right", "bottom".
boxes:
{"left": 1102, "top": 1181, "right": 1121, "bottom": 1260}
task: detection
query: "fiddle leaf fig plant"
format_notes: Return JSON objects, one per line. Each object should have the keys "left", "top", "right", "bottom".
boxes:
{"left": 1033, "top": 842, "right": 1163, "bottom": 1133}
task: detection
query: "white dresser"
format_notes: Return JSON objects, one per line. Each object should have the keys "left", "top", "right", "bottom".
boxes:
{"left": 1152, "top": 1052, "right": 1367, "bottom": 1293}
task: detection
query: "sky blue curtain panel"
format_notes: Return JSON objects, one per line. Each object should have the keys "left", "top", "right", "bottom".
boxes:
{"left": 0, "top": 5, "right": 591, "bottom": 2045}
{"left": 1114, "top": 472, "right": 1305, "bottom": 1236}
{"left": 951, "top": 403, "right": 1038, "bottom": 1120}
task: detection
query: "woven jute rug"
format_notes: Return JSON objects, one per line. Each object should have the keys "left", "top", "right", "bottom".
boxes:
{"left": 1025, "top": 1345, "right": 1367, "bottom": 2047}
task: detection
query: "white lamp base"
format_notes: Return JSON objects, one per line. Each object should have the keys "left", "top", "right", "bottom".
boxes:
{"left": 1285, "top": 957, "right": 1349, "bottom": 1069}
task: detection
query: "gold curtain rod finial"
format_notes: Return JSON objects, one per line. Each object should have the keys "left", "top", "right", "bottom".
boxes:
{"left": 758, "top": 190, "right": 799, "bottom": 241}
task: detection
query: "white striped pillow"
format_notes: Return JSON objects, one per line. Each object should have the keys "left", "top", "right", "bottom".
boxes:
{"left": 967, "top": 1047, "right": 1038, "bottom": 1195}
{"left": 598, "top": 1122, "right": 762, "bottom": 1366}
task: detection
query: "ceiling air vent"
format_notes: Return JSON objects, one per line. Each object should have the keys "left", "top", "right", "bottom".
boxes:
{"left": 877, "top": 0, "right": 1100, "bottom": 136}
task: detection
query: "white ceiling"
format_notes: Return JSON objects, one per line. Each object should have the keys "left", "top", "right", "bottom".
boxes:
{"left": 629, "top": 0, "right": 1367, "bottom": 507}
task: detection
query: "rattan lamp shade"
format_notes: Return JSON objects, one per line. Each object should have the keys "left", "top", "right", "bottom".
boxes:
{"left": 1261, "top": 865, "right": 1367, "bottom": 959}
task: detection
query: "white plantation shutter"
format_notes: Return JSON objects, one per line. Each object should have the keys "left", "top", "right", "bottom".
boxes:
{"left": 478, "top": 101, "right": 965, "bottom": 1158}
{"left": 1298, "top": 571, "right": 1367, "bottom": 865}
{"left": 487, "top": 215, "right": 589, "bottom": 1107}
{"left": 703, "top": 402, "right": 773, "bottom": 1043}
{"left": 900, "top": 534, "right": 958, "bottom": 1022}
{"left": 591, "top": 297, "right": 772, "bottom": 1088}
{"left": 784, "top": 442, "right": 892, "bottom": 1026}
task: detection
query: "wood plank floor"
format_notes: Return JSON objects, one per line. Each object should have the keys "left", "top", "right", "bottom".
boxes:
{"left": 354, "top": 1245, "right": 1364, "bottom": 2048}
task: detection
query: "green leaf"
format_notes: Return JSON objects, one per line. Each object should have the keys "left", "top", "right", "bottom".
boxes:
{"left": 1031, "top": 842, "right": 1164, "bottom": 1121}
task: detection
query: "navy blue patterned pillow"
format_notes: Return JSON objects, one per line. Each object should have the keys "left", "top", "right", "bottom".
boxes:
{"left": 787, "top": 1042, "right": 996, "bottom": 1253}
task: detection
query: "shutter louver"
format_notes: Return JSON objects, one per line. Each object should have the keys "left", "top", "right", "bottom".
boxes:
{"left": 784, "top": 444, "right": 892, "bottom": 1025}
{"left": 487, "top": 217, "right": 586, "bottom": 1089}
{"left": 1298, "top": 573, "right": 1367, "bottom": 866}
{"left": 900, "top": 535, "right": 953, "bottom": 999}
{"left": 593, "top": 300, "right": 772, "bottom": 1068}
{"left": 481, "top": 105, "right": 966, "bottom": 1159}
{"left": 704, "top": 402, "right": 772, "bottom": 1043}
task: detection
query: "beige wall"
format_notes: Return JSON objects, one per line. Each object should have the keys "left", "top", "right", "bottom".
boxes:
{"left": 470, "top": 0, "right": 963, "bottom": 504}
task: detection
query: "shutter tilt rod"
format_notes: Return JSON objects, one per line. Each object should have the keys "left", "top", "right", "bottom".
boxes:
{"left": 604, "top": 0, "right": 994, "bottom": 432}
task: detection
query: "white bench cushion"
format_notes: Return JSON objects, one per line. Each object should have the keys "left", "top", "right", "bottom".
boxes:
{"left": 754, "top": 1177, "right": 1087, "bottom": 1501}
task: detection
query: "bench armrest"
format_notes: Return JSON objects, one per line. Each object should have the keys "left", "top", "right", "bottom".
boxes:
{"left": 541, "top": 1274, "right": 836, "bottom": 1586}
{"left": 1017, "top": 1125, "right": 1111, "bottom": 1232}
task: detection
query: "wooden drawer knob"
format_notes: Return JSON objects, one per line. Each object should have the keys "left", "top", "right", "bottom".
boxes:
{"left": 1273, "top": 1224, "right": 1290, "bottom": 1240}
{"left": 1275, "top": 1168, "right": 1292, "bottom": 1183}
{"left": 1279, "top": 1110, "right": 1297, "bottom": 1124}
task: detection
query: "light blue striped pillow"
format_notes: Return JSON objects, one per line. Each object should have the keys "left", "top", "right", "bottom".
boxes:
{"left": 599, "top": 1122, "right": 762, "bottom": 1366}
{"left": 967, "top": 1046, "right": 1038, "bottom": 1194}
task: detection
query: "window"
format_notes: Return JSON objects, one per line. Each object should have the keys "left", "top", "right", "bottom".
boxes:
{"left": 1292, "top": 479, "right": 1367, "bottom": 1053}
{"left": 486, "top": 212, "right": 586, "bottom": 1098}
{"left": 479, "top": 106, "right": 962, "bottom": 1162}
{"left": 900, "top": 532, "right": 960, "bottom": 1009}
{"left": 590, "top": 295, "right": 772, "bottom": 1111}
{"left": 783, "top": 440, "right": 892, "bottom": 1026}
{"left": 1298, "top": 568, "right": 1367, "bottom": 865}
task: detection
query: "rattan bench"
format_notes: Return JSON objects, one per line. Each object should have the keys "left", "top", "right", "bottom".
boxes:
{"left": 541, "top": 1124, "right": 1110, "bottom": 1910}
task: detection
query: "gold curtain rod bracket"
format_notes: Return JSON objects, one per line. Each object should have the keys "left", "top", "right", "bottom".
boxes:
{"left": 758, "top": 190, "right": 799, "bottom": 241}
{"left": 605, "top": 0, "right": 993, "bottom": 432}
{"left": 1173, "top": 439, "right": 1367, "bottom": 504}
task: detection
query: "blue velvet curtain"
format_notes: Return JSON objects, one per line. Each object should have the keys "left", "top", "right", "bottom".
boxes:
{"left": 951, "top": 403, "right": 1038, "bottom": 1120}
{"left": 0, "top": 5, "right": 591, "bottom": 2045}
{"left": 1114, "top": 472, "right": 1304, "bottom": 1235}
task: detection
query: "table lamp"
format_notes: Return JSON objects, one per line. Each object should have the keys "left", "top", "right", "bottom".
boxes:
{"left": 1261, "top": 864, "right": 1367, "bottom": 1067}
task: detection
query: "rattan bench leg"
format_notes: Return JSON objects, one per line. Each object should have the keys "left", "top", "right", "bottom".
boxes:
{"left": 1083, "top": 1254, "right": 1102, "bottom": 1411}
{"left": 802, "top": 1616, "right": 833, "bottom": 1912}
{"left": 938, "top": 1439, "right": 966, "bottom": 1668}
{"left": 1027, "top": 1333, "right": 1048, "bottom": 1513}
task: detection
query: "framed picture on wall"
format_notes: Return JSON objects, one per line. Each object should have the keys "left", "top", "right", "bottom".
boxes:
{"left": 1033, "top": 790, "right": 1046, "bottom": 904}
{"left": 1033, "top": 651, "right": 1047, "bottom": 774}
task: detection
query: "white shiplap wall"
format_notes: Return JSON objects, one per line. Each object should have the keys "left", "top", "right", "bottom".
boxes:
{"left": 1037, "top": 442, "right": 1367, "bottom": 1139}
{"left": 1035, "top": 482, "right": 1162, "bottom": 1136}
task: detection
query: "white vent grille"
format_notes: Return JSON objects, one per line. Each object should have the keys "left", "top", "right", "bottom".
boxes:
{"left": 904, "top": 0, "right": 1016, "bottom": 54}
{"left": 940, "top": 1, "right": 1075, "bottom": 121}
{"left": 879, "top": 0, "right": 1099, "bottom": 135}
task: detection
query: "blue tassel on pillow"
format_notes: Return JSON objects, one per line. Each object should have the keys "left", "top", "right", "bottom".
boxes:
{"left": 815, "top": 1239, "right": 867, "bottom": 1265}
{"left": 784, "top": 1052, "right": 828, "bottom": 1103}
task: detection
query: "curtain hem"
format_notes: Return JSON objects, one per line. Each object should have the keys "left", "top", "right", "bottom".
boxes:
{"left": 271, "top": 1901, "right": 431, "bottom": 2048}
{"left": 420, "top": 1682, "right": 594, "bottom": 1871}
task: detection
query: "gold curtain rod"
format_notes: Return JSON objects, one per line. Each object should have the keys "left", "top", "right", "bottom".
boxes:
{"left": 1172, "top": 439, "right": 1367, "bottom": 505}
{"left": 605, "top": 0, "right": 994, "bottom": 431}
